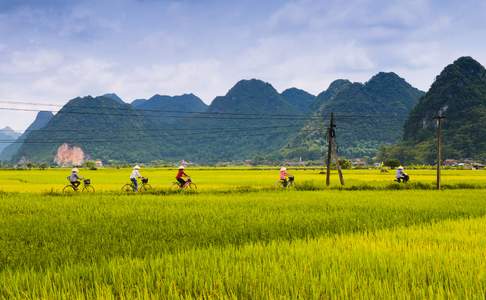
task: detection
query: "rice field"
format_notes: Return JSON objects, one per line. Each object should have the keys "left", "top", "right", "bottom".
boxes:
{"left": 0, "top": 167, "right": 485, "bottom": 193}
{"left": 1, "top": 168, "right": 486, "bottom": 298}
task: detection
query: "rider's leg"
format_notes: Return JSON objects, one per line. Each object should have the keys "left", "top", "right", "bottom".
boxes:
{"left": 177, "top": 178, "right": 186, "bottom": 188}
{"left": 131, "top": 178, "right": 138, "bottom": 191}
{"left": 71, "top": 181, "right": 80, "bottom": 190}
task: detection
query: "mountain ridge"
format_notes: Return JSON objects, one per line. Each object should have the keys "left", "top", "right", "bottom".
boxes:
{"left": 4, "top": 73, "right": 429, "bottom": 163}
{"left": 383, "top": 56, "right": 486, "bottom": 163}
{"left": 283, "top": 72, "right": 424, "bottom": 159}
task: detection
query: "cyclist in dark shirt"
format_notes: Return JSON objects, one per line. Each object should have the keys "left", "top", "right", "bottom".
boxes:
{"left": 176, "top": 166, "right": 189, "bottom": 187}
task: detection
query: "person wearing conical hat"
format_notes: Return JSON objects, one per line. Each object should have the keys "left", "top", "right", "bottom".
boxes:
{"left": 130, "top": 165, "right": 143, "bottom": 192}
{"left": 68, "top": 167, "right": 83, "bottom": 191}
{"left": 176, "top": 165, "right": 189, "bottom": 188}
{"left": 395, "top": 166, "right": 409, "bottom": 183}
{"left": 279, "top": 167, "right": 290, "bottom": 187}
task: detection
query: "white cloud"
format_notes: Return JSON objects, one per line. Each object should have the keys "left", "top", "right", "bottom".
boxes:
{"left": 3, "top": 50, "right": 64, "bottom": 74}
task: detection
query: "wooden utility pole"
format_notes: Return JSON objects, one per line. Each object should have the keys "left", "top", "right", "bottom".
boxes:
{"left": 325, "top": 113, "right": 335, "bottom": 186}
{"left": 434, "top": 115, "right": 446, "bottom": 190}
{"left": 332, "top": 140, "right": 345, "bottom": 185}
{"left": 325, "top": 112, "right": 344, "bottom": 186}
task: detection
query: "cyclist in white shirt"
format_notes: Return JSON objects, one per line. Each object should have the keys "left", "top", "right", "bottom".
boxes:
{"left": 68, "top": 168, "right": 83, "bottom": 190}
{"left": 130, "top": 165, "right": 143, "bottom": 191}
{"left": 395, "top": 166, "right": 409, "bottom": 183}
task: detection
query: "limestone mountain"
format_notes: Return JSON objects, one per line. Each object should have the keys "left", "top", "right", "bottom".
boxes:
{"left": 133, "top": 94, "right": 207, "bottom": 112}
{"left": 131, "top": 99, "right": 147, "bottom": 107}
{"left": 283, "top": 73, "right": 424, "bottom": 159}
{"left": 281, "top": 88, "right": 316, "bottom": 113}
{"left": 209, "top": 79, "right": 298, "bottom": 115}
{"left": 11, "top": 96, "right": 161, "bottom": 163}
{"left": 5, "top": 74, "right": 426, "bottom": 163}
{"left": 311, "top": 79, "right": 353, "bottom": 111}
{"left": 102, "top": 93, "right": 125, "bottom": 104}
{"left": 390, "top": 56, "right": 486, "bottom": 163}
{"left": 133, "top": 94, "right": 208, "bottom": 125}
{"left": 169, "top": 79, "right": 305, "bottom": 162}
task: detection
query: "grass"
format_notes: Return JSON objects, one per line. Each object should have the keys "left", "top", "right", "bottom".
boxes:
{"left": 1, "top": 168, "right": 486, "bottom": 298}
{"left": 3, "top": 216, "right": 486, "bottom": 298}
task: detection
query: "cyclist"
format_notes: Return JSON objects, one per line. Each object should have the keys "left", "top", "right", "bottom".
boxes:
{"left": 176, "top": 166, "right": 189, "bottom": 188}
{"left": 279, "top": 167, "right": 290, "bottom": 187}
{"left": 395, "top": 166, "right": 409, "bottom": 183}
{"left": 130, "top": 165, "right": 143, "bottom": 191}
{"left": 68, "top": 168, "right": 83, "bottom": 191}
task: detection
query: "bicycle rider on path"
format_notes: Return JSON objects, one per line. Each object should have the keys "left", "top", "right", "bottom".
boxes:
{"left": 68, "top": 168, "right": 83, "bottom": 190}
{"left": 176, "top": 165, "right": 189, "bottom": 188}
{"left": 130, "top": 165, "right": 143, "bottom": 191}
{"left": 280, "top": 167, "right": 290, "bottom": 187}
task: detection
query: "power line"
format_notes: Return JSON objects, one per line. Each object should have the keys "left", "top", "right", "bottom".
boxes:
{"left": 0, "top": 100, "right": 320, "bottom": 118}
{"left": 0, "top": 124, "right": 308, "bottom": 134}
{"left": 0, "top": 106, "right": 320, "bottom": 121}
{"left": 0, "top": 126, "right": 317, "bottom": 142}
{"left": 0, "top": 100, "right": 404, "bottom": 119}
{"left": 0, "top": 128, "right": 315, "bottom": 144}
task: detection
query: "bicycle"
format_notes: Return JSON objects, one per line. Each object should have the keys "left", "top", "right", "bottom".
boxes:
{"left": 275, "top": 175, "right": 295, "bottom": 189}
{"left": 172, "top": 177, "right": 197, "bottom": 191}
{"left": 395, "top": 174, "right": 410, "bottom": 183}
{"left": 63, "top": 179, "right": 95, "bottom": 193}
{"left": 122, "top": 177, "right": 152, "bottom": 192}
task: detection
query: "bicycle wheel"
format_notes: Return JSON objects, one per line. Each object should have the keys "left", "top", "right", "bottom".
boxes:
{"left": 121, "top": 184, "right": 134, "bottom": 193}
{"left": 171, "top": 182, "right": 181, "bottom": 191}
{"left": 82, "top": 185, "right": 95, "bottom": 193}
{"left": 139, "top": 184, "right": 152, "bottom": 192}
{"left": 63, "top": 185, "right": 76, "bottom": 193}
{"left": 187, "top": 182, "right": 197, "bottom": 190}
{"left": 274, "top": 180, "right": 284, "bottom": 189}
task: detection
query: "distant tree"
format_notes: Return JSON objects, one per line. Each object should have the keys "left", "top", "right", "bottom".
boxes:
{"left": 84, "top": 161, "right": 97, "bottom": 170}
{"left": 384, "top": 159, "right": 401, "bottom": 169}
{"left": 339, "top": 159, "right": 352, "bottom": 169}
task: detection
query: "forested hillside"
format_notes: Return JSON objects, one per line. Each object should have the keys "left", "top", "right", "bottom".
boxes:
{"left": 11, "top": 97, "right": 160, "bottom": 163}
{"left": 6, "top": 73, "right": 429, "bottom": 164}
{"left": 283, "top": 73, "right": 424, "bottom": 159}
{"left": 382, "top": 57, "right": 486, "bottom": 163}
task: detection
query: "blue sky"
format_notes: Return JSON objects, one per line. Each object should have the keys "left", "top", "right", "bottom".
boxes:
{"left": 1, "top": 0, "right": 486, "bottom": 130}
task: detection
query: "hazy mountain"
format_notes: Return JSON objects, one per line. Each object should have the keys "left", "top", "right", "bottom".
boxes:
{"left": 0, "top": 127, "right": 21, "bottom": 155}
{"left": 281, "top": 88, "right": 316, "bottom": 113}
{"left": 0, "top": 127, "right": 20, "bottom": 139}
{"left": 283, "top": 73, "right": 424, "bottom": 159}
{"left": 0, "top": 111, "right": 53, "bottom": 161}
{"left": 387, "top": 57, "right": 486, "bottom": 163}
